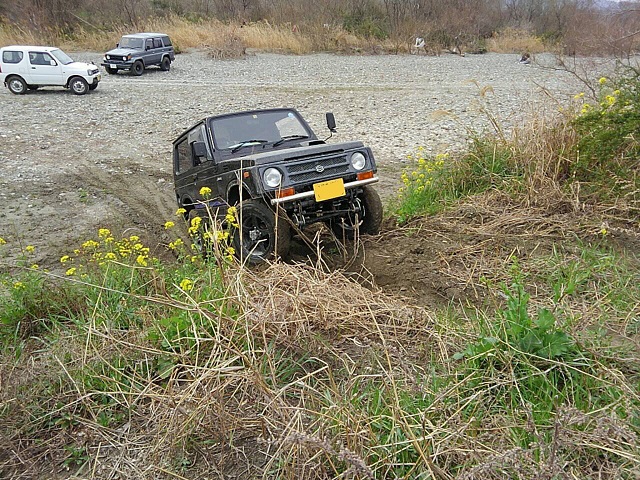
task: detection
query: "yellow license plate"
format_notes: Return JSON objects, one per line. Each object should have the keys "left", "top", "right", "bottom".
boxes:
{"left": 313, "top": 178, "right": 345, "bottom": 202}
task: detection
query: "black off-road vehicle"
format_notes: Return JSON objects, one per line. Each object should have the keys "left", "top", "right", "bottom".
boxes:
{"left": 172, "top": 108, "right": 383, "bottom": 263}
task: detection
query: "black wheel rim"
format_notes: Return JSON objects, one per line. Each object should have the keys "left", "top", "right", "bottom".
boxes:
{"left": 241, "top": 215, "right": 271, "bottom": 257}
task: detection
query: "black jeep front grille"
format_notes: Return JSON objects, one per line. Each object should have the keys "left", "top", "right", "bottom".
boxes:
{"left": 286, "top": 155, "right": 350, "bottom": 184}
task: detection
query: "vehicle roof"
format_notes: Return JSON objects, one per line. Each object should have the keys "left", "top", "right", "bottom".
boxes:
{"left": 1, "top": 46, "right": 61, "bottom": 51}
{"left": 205, "top": 107, "right": 300, "bottom": 121}
{"left": 121, "top": 33, "right": 170, "bottom": 38}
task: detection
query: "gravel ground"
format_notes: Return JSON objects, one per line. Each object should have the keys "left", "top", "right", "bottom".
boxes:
{"left": 0, "top": 50, "right": 586, "bottom": 269}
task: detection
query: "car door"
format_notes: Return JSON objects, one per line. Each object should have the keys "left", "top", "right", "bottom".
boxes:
{"left": 191, "top": 125, "right": 225, "bottom": 209}
{"left": 145, "top": 38, "right": 161, "bottom": 65}
{"left": 26, "top": 51, "right": 63, "bottom": 85}
{"left": 174, "top": 125, "right": 222, "bottom": 211}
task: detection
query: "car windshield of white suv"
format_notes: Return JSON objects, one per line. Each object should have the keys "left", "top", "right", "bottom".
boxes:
{"left": 50, "top": 49, "right": 74, "bottom": 65}
{"left": 119, "top": 37, "right": 144, "bottom": 49}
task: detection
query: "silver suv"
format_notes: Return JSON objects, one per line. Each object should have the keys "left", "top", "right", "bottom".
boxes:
{"left": 101, "top": 33, "right": 175, "bottom": 76}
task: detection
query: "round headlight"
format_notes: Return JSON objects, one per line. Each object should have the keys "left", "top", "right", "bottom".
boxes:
{"left": 351, "top": 152, "right": 366, "bottom": 170}
{"left": 106, "top": 55, "right": 110, "bottom": 60}
{"left": 263, "top": 168, "right": 282, "bottom": 188}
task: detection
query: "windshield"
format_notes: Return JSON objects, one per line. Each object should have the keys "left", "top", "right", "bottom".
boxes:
{"left": 209, "top": 110, "right": 312, "bottom": 151}
{"left": 119, "top": 36, "right": 144, "bottom": 49}
{"left": 50, "top": 49, "right": 74, "bottom": 65}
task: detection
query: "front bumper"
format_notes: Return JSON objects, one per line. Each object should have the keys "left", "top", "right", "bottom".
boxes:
{"left": 270, "top": 176, "right": 379, "bottom": 205}
{"left": 101, "top": 62, "right": 133, "bottom": 71}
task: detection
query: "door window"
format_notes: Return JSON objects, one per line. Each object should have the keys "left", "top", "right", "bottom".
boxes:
{"left": 29, "top": 52, "right": 55, "bottom": 66}
{"left": 175, "top": 139, "right": 193, "bottom": 173}
{"left": 2, "top": 51, "right": 23, "bottom": 63}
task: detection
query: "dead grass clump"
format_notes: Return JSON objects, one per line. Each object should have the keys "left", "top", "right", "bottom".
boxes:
{"left": 239, "top": 21, "right": 312, "bottom": 54}
{"left": 487, "top": 28, "right": 547, "bottom": 54}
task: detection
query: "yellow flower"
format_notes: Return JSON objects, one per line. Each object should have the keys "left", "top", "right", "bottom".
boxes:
{"left": 0, "top": 237, "right": 6, "bottom": 245}
{"left": 179, "top": 278, "right": 194, "bottom": 291}
{"left": 598, "top": 77, "right": 607, "bottom": 85}
{"left": 164, "top": 221, "right": 175, "bottom": 229}
{"left": 25, "top": 245, "right": 35, "bottom": 253}
{"left": 66, "top": 267, "right": 77, "bottom": 276}
{"left": 605, "top": 95, "right": 615, "bottom": 106}
{"left": 30, "top": 264, "right": 39, "bottom": 270}
{"left": 573, "top": 92, "right": 585, "bottom": 99}
{"left": 600, "top": 227, "right": 608, "bottom": 236}
{"left": 60, "top": 255, "right": 70, "bottom": 263}
{"left": 168, "top": 239, "right": 184, "bottom": 250}
{"left": 136, "top": 255, "right": 148, "bottom": 267}
{"left": 613, "top": 89, "right": 620, "bottom": 96}
{"left": 129, "top": 235, "right": 140, "bottom": 242}
{"left": 199, "top": 186, "right": 212, "bottom": 197}
{"left": 105, "top": 252, "right": 117, "bottom": 260}
{"left": 82, "top": 240, "right": 99, "bottom": 250}
{"left": 580, "top": 104, "right": 592, "bottom": 115}
{"left": 176, "top": 208, "right": 187, "bottom": 216}
{"left": 13, "top": 281, "right": 25, "bottom": 290}
{"left": 98, "top": 228, "right": 111, "bottom": 238}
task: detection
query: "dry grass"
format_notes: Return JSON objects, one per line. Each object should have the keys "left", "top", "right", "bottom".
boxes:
{"left": 487, "top": 28, "right": 547, "bottom": 54}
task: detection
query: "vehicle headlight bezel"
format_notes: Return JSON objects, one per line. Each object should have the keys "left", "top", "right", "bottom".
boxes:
{"left": 263, "top": 167, "right": 283, "bottom": 188}
{"left": 350, "top": 152, "right": 367, "bottom": 171}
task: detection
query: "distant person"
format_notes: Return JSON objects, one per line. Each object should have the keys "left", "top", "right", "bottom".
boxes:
{"left": 519, "top": 52, "right": 531, "bottom": 64}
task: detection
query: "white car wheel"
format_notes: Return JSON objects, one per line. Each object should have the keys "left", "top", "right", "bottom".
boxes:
{"left": 69, "top": 77, "right": 89, "bottom": 95}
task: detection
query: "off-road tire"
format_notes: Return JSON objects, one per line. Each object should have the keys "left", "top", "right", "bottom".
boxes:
{"left": 69, "top": 77, "right": 89, "bottom": 95}
{"left": 7, "top": 76, "right": 27, "bottom": 95}
{"left": 132, "top": 61, "right": 144, "bottom": 76}
{"left": 331, "top": 186, "right": 383, "bottom": 239}
{"left": 233, "top": 200, "right": 291, "bottom": 265}
{"left": 160, "top": 56, "right": 171, "bottom": 71}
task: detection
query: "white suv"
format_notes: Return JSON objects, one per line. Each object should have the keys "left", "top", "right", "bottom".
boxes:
{"left": 0, "top": 46, "right": 101, "bottom": 95}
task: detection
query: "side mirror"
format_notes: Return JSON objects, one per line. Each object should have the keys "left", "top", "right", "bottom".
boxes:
{"left": 326, "top": 112, "right": 337, "bottom": 132}
{"left": 116, "top": 43, "right": 119, "bottom": 48}
{"left": 192, "top": 141, "right": 208, "bottom": 159}
{"left": 49, "top": 60, "right": 56, "bottom": 66}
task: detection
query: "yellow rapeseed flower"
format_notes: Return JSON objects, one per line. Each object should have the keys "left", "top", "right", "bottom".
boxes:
{"left": 168, "top": 239, "right": 184, "bottom": 250}
{"left": 176, "top": 208, "right": 187, "bottom": 216}
{"left": 573, "top": 92, "right": 585, "bottom": 99}
{"left": 598, "top": 77, "right": 607, "bottom": 85}
{"left": 25, "top": 245, "right": 35, "bottom": 253}
{"left": 66, "top": 267, "right": 77, "bottom": 276}
{"left": 30, "top": 264, "right": 39, "bottom": 270}
{"left": 164, "top": 221, "right": 175, "bottom": 229}
{"left": 105, "top": 252, "right": 117, "bottom": 260}
{"left": 199, "top": 186, "right": 212, "bottom": 197}
{"left": 60, "top": 255, "right": 70, "bottom": 263}
{"left": 136, "top": 255, "right": 148, "bottom": 267}
{"left": 180, "top": 278, "right": 194, "bottom": 291}
{"left": 98, "top": 228, "right": 111, "bottom": 238}
{"left": 0, "top": 237, "right": 6, "bottom": 245}
{"left": 82, "top": 240, "right": 99, "bottom": 250}
{"left": 129, "top": 235, "right": 140, "bottom": 242}
{"left": 13, "top": 281, "right": 25, "bottom": 290}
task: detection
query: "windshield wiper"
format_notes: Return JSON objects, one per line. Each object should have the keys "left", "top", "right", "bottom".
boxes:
{"left": 272, "top": 135, "right": 309, "bottom": 147}
{"left": 229, "top": 139, "right": 269, "bottom": 153}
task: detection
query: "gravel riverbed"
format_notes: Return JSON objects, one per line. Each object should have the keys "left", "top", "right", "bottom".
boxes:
{"left": 0, "top": 50, "right": 586, "bottom": 268}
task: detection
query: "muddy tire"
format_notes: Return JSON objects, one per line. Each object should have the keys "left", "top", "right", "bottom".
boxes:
{"left": 331, "top": 186, "right": 383, "bottom": 239}
{"left": 233, "top": 200, "right": 290, "bottom": 264}
{"left": 160, "top": 56, "right": 171, "bottom": 71}
{"left": 132, "top": 61, "right": 144, "bottom": 76}
{"left": 7, "top": 76, "right": 27, "bottom": 95}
